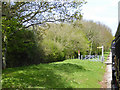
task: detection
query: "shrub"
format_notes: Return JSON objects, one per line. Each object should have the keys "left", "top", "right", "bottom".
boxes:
{"left": 6, "top": 29, "right": 43, "bottom": 67}
{"left": 42, "top": 39, "right": 65, "bottom": 62}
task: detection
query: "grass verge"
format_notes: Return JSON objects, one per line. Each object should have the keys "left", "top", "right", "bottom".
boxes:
{"left": 2, "top": 59, "right": 106, "bottom": 88}
{"left": 104, "top": 52, "right": 110, "bottom": 62}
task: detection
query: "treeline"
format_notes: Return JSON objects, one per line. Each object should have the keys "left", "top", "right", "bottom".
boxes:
{"left": 2, "top": 18, "right": 113, "bottom": 68}
{"left": 41, "top": 20, "right": 113, "bottom": 58}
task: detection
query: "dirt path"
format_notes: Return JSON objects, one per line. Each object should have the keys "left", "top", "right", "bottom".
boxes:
{"left": 100, "top": 52, "right": 112, "bottom": 88}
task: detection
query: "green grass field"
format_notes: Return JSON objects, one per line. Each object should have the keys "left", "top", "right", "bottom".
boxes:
{"left": 2, "top": 59, "right": 106, "bottom": 88}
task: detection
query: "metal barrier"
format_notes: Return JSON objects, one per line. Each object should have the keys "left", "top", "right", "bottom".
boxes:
{"left": 81, "top": 55, "right": 102, "bottom": 62}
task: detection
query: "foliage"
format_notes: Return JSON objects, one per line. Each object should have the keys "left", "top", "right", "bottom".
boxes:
{"left": 2, "top": 17, "right": 22, "bottom": 51}
{"left": 2, "top": 17, "right": 44, "bottom": 68}
{"left": 2, "top": 1, "right": 86, "bottom": 28}
{"left": 2, "top": 17, "right": 22, "bottom": 68}
{"left": 6, "top": 29, "right": 43, "bottom": 67}
{"left": 41, "top": 21, "right": 113, "bottom": 60}
{"left": 2, "top": 59, "right": 105, "bottom": 88}
{"left": 41, "top": 39, "right": 65, "bottom": 62}
{"left": 2, "top": 1, "right": 113, "bottom": 67}
{"left": 44, "top": 23, "right": 89, "bottom": 58}
{"left": 2, "top": 1, "right": 87, "bottom": 68}
{"left": 2, "top": 17, "right": 113, "bottom": 67}
{"left": 77, "top": 20, "right": 113, "bottom": 54}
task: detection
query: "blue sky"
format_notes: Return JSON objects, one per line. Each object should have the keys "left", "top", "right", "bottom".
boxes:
{"left": 81, "top": 0, "right": 119, "bottom": 36}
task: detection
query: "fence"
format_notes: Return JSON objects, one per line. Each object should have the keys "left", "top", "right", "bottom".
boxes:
{"left": 81, "top": 55, "right": 102, "bottom": 62}
{"left": 68, "top": 55, "right": 103, "bottom": 62}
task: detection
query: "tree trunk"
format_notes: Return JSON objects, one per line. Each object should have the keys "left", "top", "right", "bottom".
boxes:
{"left": 2, "top": 37, "right": 7, "bottom": 69}
{"left": 89, "top": 41, "right": 93, "bottom": 55}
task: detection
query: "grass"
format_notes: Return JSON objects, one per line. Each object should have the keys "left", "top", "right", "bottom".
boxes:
{"left": 2, "top": 59, "right": 106, "bottom": 88}
{"left": 104, "top": 52, "right": 110, "bottom": 62}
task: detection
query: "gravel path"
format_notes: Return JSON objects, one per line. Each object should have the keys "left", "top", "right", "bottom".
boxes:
{"left": 100, "top": 52, "right": 112, "bottom": 88}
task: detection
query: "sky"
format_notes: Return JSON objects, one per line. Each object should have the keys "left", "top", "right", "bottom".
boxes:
{"left": 81, "top": 0, "right": 119, "bottom": 36}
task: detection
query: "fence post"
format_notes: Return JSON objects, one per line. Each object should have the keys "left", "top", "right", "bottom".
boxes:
{"left": 81, "top": 55, "right": 83, "bottom": 60}
{"left": 98, "top": 55, "right": 99, "bottom": 61}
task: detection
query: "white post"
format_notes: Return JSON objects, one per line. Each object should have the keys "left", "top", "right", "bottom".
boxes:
{"left": 78, "top": 54, "right": 80, "bottom": 59}
{"left": 101, "top": 45, "right": 104, "bottom": 62}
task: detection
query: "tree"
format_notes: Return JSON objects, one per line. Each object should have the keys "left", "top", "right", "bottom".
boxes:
{"left": 2, "top": 1, "right": 87, "bottom": 67}
{"left": 81, "top": 20, "right": 113, "bottom": 54}
{"left": 44, "top": 23, "right": 89, "bottom": 58}
{"left": 2, "top": 1, "right": 86, "bottom": 28}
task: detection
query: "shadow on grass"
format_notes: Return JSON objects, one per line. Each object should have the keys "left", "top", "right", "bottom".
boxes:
{"left": 2, "top": 65, "right": 71, "bottom": 88}
{"left": 2, "top": 65, "right": 42, "bottom": 74}
{"left": 2, "top": 62, "right": 87, "bottom": 88}
{"left": 50, "top": 63, "right": 87, "bottom": 73}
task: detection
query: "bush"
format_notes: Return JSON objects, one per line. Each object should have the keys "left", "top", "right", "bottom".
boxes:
{"left": 42, "top": 39, "right": 65, "bottom": 62}
{"left": 6, "top": 29, "right": 44, "bottom": 67}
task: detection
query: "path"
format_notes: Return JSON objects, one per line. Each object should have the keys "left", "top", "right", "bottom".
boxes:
{"left": 100, "top": 52, "right": 112, "bottom": 88}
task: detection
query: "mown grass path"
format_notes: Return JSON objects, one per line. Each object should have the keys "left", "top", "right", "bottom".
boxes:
{"left": 2, "top": 59, "right": 106, "bottom": 88}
